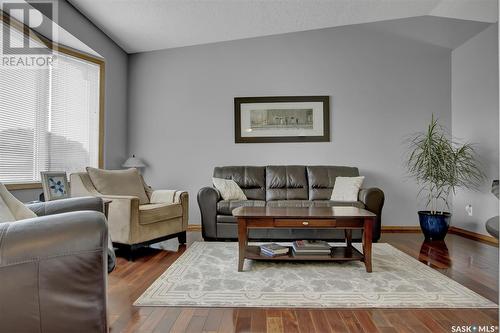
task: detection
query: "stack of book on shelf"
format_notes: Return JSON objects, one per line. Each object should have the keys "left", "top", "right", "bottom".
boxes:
{"left": 259, "top": 243, "right": 289, "bottom": 257}
{"left": 292, "top": 240, "right": 331, "bottom": 256}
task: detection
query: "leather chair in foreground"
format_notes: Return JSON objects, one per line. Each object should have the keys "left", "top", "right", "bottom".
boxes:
{"left": 0, "top": 184, "right": 110, "bottom": 333}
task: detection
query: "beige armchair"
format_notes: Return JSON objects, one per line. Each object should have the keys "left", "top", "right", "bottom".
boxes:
{"left": 70, "top": 168, "right": 188, "bottom": 259}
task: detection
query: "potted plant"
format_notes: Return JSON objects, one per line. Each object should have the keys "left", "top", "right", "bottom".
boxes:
{"left": 405, "top": 115, "right": 484, "bottom": 240}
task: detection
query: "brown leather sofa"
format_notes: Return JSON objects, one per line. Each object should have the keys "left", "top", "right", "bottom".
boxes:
{"left": 198, "top": 165, "right": 385, "bottom": 242}
{"left": 0, "top": 199, "right": 109, "bottom": 333}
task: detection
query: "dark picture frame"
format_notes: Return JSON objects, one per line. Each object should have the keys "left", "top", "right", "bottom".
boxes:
{"left": 234, "top": 96, "right": 330, "bottom": 143}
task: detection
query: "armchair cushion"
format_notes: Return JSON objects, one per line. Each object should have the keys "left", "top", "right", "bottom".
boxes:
{"left": 0, "top": 183, "right": 37, "bottom": 222}
{"left": 139, "top": 203, "right": 183, "bottom": 225}
{"left": 86, "top": 167, "right": 149, "bottom": 204}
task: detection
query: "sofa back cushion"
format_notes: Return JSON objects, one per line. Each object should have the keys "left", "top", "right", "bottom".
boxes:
{"left": 213, "top": 166, "right": 266, "bottom": 200}
{"left": 86, "top": 167, "right": 150, "bottom": 204}
{"left": 306, "top": 166, "right": 360, "bottom": 200}
{"left": 266, "top": 166, "right": 308, "bottom": 200}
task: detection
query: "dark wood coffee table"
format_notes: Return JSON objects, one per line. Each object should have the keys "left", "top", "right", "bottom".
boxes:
{"left": 232, "top": 206, "right": 377, "bottom": 272}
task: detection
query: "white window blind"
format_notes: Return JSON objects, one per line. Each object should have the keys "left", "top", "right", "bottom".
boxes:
{"left": 0, "top": 23, "right": 101, "bottom": 184}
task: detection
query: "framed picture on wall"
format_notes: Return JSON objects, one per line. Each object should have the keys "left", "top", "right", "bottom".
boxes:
{"left": 41, "top": 172, "right": 70, "bottom": 201}
{"left": 234, "top": 96, "right": 330, "bottom": 143}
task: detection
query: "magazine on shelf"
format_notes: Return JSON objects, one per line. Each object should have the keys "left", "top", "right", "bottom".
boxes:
{"left": 291, "top": 249, "right": 332, "bottom": 256}
{"left": 292, "top": 240, "right": 331, "bottom": 254}
{"left": 259, "top": 243, "right": 289, "bottom": 256}
{"left": 260, "top": 248, "right": 289, "bottom": 257}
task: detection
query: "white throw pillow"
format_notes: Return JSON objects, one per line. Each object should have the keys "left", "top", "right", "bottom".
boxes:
{"left": 331, "top": 176, "right": 365, "bottom": 202}
{"left": 0, "top": 199, "right": 15, "bottom": 222}
{"left": 0, "top": 183, "right": 37, "bottom": 222}
{"left": 212, "top": 178, "right": 247, "bottom": 201}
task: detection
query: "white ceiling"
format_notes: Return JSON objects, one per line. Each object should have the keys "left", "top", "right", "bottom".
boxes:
{"left": 366, "top": 16, "right": 490, "bottom": 49}
{"left": 68, "top": 0, "right": 498, "bottom": 54}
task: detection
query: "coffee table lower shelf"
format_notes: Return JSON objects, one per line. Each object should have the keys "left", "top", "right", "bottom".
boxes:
{"left": 244, "top": 245, "right": 364, "bottom": 261}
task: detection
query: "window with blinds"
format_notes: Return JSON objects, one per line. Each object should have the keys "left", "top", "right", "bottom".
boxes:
{"left": 0, "top": 21, "right": 101, "bottom": 184}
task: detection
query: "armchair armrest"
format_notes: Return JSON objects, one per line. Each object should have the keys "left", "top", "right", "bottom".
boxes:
{"left": 26, "top": 196, "right": 104, "bottom": 217}
{"left": 0, "top": 211, "right": 108, "bottom": 332}
{"left": 26, "top": 196, "right": 117, "bottom": 273}
{"left": 197, "top": 187, "right": 221, "bottom": 240}
{"left": 96, "top": 195, "right": 140, "bottom": 245}
{"left": 149, "top": 190, "right": 189, "bottom": 231}
{"left": 150, "top": 189, "right": 187, "bottom": 204}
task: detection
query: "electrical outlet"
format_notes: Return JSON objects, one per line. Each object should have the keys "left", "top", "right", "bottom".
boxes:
{"left": 465, "top": 204, "right": 473, "bottom": 216}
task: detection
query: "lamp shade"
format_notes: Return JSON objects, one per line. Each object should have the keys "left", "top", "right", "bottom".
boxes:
{"left": 122, "top": 155, "right": 146, "bottom": 168}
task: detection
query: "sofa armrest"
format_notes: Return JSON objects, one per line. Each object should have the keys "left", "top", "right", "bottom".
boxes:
{"left": 26, "top": 196, "right": 104, "bottom": 217}
{"left": 358, "top": 188, "right": 384, "bottom": 215}
{"left": 0, "top": 211, "right": 108, "bottom": 332}
{"left": 358, "top": 187, "right": 385, "bottom": 242}
{"left": 197, "top": 187, "right": 220, "bottom": 240}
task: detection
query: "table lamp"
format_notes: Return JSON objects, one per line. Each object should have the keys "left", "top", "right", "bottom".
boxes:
{"left": 122, "top": 155, "right": 146, "bottom": 169}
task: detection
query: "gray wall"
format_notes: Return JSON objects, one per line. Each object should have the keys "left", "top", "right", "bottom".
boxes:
{"left": 451, "top": 24, "right": 499, "bottom": 235}
{"left": 12, "top": 0, "right": 128, "bottom": 202}
{"left": 128, "top": 25, "right": 452, "bottom": 226}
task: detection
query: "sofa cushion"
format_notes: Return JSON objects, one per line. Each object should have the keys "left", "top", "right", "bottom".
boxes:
{"left": 217, "top": 200, "right": 266, "bottom": 215}
{"left": 217, "top": 215, "right": 237, "bottom": 223}
{"left": 265, "top": 200, "right": 364, "bottom": 209}
{"left": 310, "top": 200, "right": 365, "bottom": 209}
{"left": 139, "top": 202, "right": 183, "bottom": 225}
{"left": 265, "top": 200, "right": 313, "bottom": 208}
{"left": 213, "top": 166, "right": 266, "bottom": 200}
{"left": 266, "top": 166, "right": 308, "bottom": 200}
{"left": 306, "top": 166, "right": 360, "bottom": 200}
{"left": 87, "top": 167, "right": 150, "bottom": 204}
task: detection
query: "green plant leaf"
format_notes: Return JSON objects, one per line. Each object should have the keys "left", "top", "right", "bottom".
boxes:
{"left": 404, "top": 114, "right": 485, "bottom": 211}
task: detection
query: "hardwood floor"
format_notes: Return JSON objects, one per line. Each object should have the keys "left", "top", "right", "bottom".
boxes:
{"left": 108, "top": 232, "right": 499, "bottom": 333}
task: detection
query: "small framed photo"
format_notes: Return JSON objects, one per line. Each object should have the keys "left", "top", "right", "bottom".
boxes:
{"left": 41, "top": 172, "right": 69, "bottom": 201}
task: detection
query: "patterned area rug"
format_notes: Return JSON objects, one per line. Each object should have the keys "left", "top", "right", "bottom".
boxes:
{"left": 134, "top": 242, "right": 497, "bottom": 308}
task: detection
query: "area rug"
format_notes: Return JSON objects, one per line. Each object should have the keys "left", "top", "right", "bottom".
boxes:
{"left": 134, "top": 242, "right": 497, "bottom": 308}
